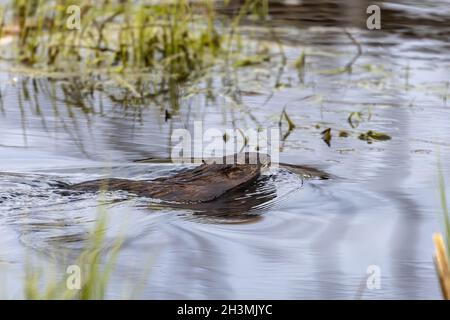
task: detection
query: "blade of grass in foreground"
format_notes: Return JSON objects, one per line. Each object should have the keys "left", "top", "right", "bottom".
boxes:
{"left": 24, "top": 198, "right": 125, "bottom": 300}
{"left": 438, "top": 165, "right": 450, "bottom": 255}
{"left": 433, "top": 164, "right": 450, "bottom": 299}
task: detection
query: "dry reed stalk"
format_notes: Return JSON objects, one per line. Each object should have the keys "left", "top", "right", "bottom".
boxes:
{"left": 433, "top": 233, "right": 450, "bottom": 299}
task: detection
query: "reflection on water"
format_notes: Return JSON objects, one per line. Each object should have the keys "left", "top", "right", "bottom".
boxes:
{"left": 1, "top": 0, "right": 450, "bottom": 299}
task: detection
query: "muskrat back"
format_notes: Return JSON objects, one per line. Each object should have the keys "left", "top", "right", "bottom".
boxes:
{"left": 70, "top": 152, "right": 267, "bottom": 203}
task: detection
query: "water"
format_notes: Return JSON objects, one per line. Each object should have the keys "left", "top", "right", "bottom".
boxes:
{"left": 1, "top": 0, "right": 450, "bottom": 299}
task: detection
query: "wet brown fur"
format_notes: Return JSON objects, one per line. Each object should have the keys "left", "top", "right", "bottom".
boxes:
{"left": 70, "top": 153, "right": 264, "bottom": 203}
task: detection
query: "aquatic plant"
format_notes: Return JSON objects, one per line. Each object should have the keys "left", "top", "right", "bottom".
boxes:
{"left": 0, "top": 1, "right": 271, "bottom": 89}
{"left": 358, "top": 130, "right": 391, "bottom": 143}
{"left": 24, "top": 206, "right": 124, "bottom": 300}
{"left": 4, "top": 1, "right": 217, "bottom": 76}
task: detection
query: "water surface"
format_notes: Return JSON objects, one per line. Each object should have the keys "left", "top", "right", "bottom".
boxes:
{"left": 1, "top": 0, "right": 450, "bottom": 299}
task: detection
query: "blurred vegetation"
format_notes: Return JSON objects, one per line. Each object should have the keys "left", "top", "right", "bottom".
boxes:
{"left": 0, "top": 0, "right": 396, "bottom": 148}
{"left": 439, "top": 167, "right": 450, "bottom": 256}
{"left": 25, "top": 209, "right": 124, "bottom": 299}
{"left": 433, "top": 166, "right": 450, "bottom": 300}
{"left": 0, "top": 1, "right": 269, "bottom": 86}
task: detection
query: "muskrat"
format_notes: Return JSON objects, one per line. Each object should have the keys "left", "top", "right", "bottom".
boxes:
{"left": 69, "top": 152, "right": 329, "bottom": 205}
{"left": 70, "top": 152, "right": 271, "bottom": 203}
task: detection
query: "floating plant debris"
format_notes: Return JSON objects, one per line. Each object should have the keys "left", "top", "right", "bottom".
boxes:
{"left": 233, "top": 54, "right": 271, "bottom": 68}
{"left": 358, "top": 130, "right": 391, "bottom": 143}
{"left": 339, "top": 130, "right": 349, "bottom": 137}
{"left": 321, "top": 128, "right": 332, "bottom": 147}
{"left": 347, "top": 111, "right": 363, "bottom": 128}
